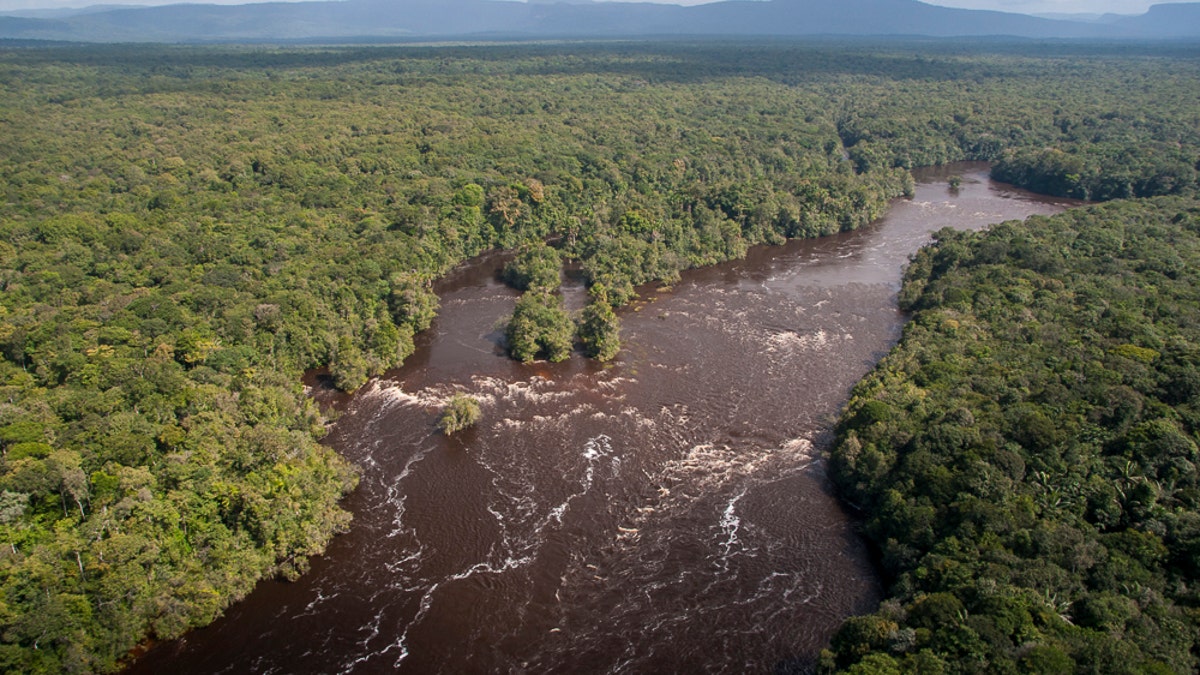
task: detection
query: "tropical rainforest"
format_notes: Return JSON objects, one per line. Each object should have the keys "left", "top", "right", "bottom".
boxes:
{"left": 826, "top": 197, "right": 1200, "bottom": 674}
{"left": 0, "top": 40, "right": 1196, "bottom": 673}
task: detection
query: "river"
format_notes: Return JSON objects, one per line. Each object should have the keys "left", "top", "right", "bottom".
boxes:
{"left": 126, "top": 163, "right": 1078, "bottom": 674}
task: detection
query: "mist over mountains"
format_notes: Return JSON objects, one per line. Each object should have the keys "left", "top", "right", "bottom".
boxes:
{"left": 0, "top": 0, "right": 1197, "bottom": 43}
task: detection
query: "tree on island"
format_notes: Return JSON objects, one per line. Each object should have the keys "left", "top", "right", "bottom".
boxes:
{"left": 506, "top": 292, "right": 575, "bottom": 363}
{"left": 578, "top": 283, "right": 621, "bottom": 362}
{"left": 438, "top": 393, "right": 481, "bottom": 435}
{"left": 504, "top": 243, "right": 562, "bottom": 293}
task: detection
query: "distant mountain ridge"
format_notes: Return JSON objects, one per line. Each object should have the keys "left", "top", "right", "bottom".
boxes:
{"left": 1119, "top": 2, "right": 1200, "bottom": 37}
{"left": 0, "top": 0, "right": 1198, "bottom": 42}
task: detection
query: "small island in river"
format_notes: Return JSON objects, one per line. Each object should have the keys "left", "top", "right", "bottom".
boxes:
{"left": 0, "top": 39, "right": 1196, "bottom": 674}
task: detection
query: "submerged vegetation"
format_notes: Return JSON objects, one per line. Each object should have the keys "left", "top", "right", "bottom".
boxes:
{"left": 0, "top": 40, "right": 1196, "bottom": 672}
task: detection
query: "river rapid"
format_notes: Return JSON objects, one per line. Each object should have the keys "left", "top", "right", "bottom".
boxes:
{"left": 127, "top": 164, "right": 1077, "bottom": 674}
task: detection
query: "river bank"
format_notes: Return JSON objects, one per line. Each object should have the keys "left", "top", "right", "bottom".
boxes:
{"left": 126, "top": 163, "right": 1080, "bottom": 674}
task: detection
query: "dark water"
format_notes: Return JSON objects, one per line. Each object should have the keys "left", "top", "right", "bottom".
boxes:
{"left": 127, "top": 164, "right": 1076, "bottom": 674}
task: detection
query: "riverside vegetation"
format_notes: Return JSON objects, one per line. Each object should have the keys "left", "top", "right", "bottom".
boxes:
{"left": 0, "top": 41, "right": 1196, "bottom": 672}
{"left": 825, "top": 198, "right": 1200, "bottom": 673}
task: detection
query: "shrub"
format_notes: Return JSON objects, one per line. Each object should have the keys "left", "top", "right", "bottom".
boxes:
{"left": 438, "top": 394, "right": 482, "bottom": 435}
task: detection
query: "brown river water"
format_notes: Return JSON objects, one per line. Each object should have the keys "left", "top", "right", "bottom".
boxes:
{"left": 127, "top": 164, "right": 1077, "bottom": 674}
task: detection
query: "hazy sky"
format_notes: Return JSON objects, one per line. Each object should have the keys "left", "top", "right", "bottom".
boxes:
{"left": 924, "top": 0, "right": 1188, "bottom": 12}
{"left": 0, "top": 0, "right": 1192, "bottom": 16}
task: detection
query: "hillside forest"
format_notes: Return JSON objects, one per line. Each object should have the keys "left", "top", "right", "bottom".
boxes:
{"left": 0, "top": 41, "right": 1197, "bottom": 672}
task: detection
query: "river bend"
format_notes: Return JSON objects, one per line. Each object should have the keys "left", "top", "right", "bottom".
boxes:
{"left": 127, "top": 164, "right": 1077, "bottom": 674}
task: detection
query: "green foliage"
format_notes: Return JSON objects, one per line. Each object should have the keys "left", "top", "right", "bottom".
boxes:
{"left": 578, "top": 285, "right": 622, "bottom": 362}
{"left": 827, "top": 198, "right": 1200, "bottom": 673}
{"left": 506, "top": 293, "right": 575, "bottom": 363}
{"left": 504, "top": 244, "right": 562, "bottom": 293}
{"left": 390, "top": 280, "right": 439, "bottom": 334}
{"left": 831, "top": 50, "right": 1200, "bottom": 200}
{"left": 994, "top": 143, "right": 1198, "bottom": 201}
{"left": 438, "top": 394, "right": 482, "bottom": 436}
{"left": 0, "top": 40, "right": 1197, "bottom": 672}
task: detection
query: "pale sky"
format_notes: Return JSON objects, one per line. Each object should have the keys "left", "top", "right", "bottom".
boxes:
{"left": 0, "top": 0, "right": 1192, "bottom": 17}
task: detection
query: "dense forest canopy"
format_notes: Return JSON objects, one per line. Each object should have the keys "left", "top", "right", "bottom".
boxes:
{"left": 826, "top": 197, "right": 1200, "bottom": 673}
{"left": 0, "top": 40, "right": 1196, "bottom": 673}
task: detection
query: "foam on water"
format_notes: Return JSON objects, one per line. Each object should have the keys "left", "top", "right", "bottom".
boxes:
{"left": 764, "top": 328, "right": 833, "bottom": 354}
{"left": 384, "top": 447, "right": 432, "bottom": 540}
{"left": 368, "top": 381, "right": 447, "bottom": 411}
{"left": 716, "top": 488, "right": 748, "bottom": 573}
{"left": 129, "top": 166, "right": 1072, "bottom": 675}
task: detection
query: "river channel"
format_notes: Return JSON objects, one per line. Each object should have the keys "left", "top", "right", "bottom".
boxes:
{"left": 127, "top": 164, "right": 1077, "bottom": 674}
